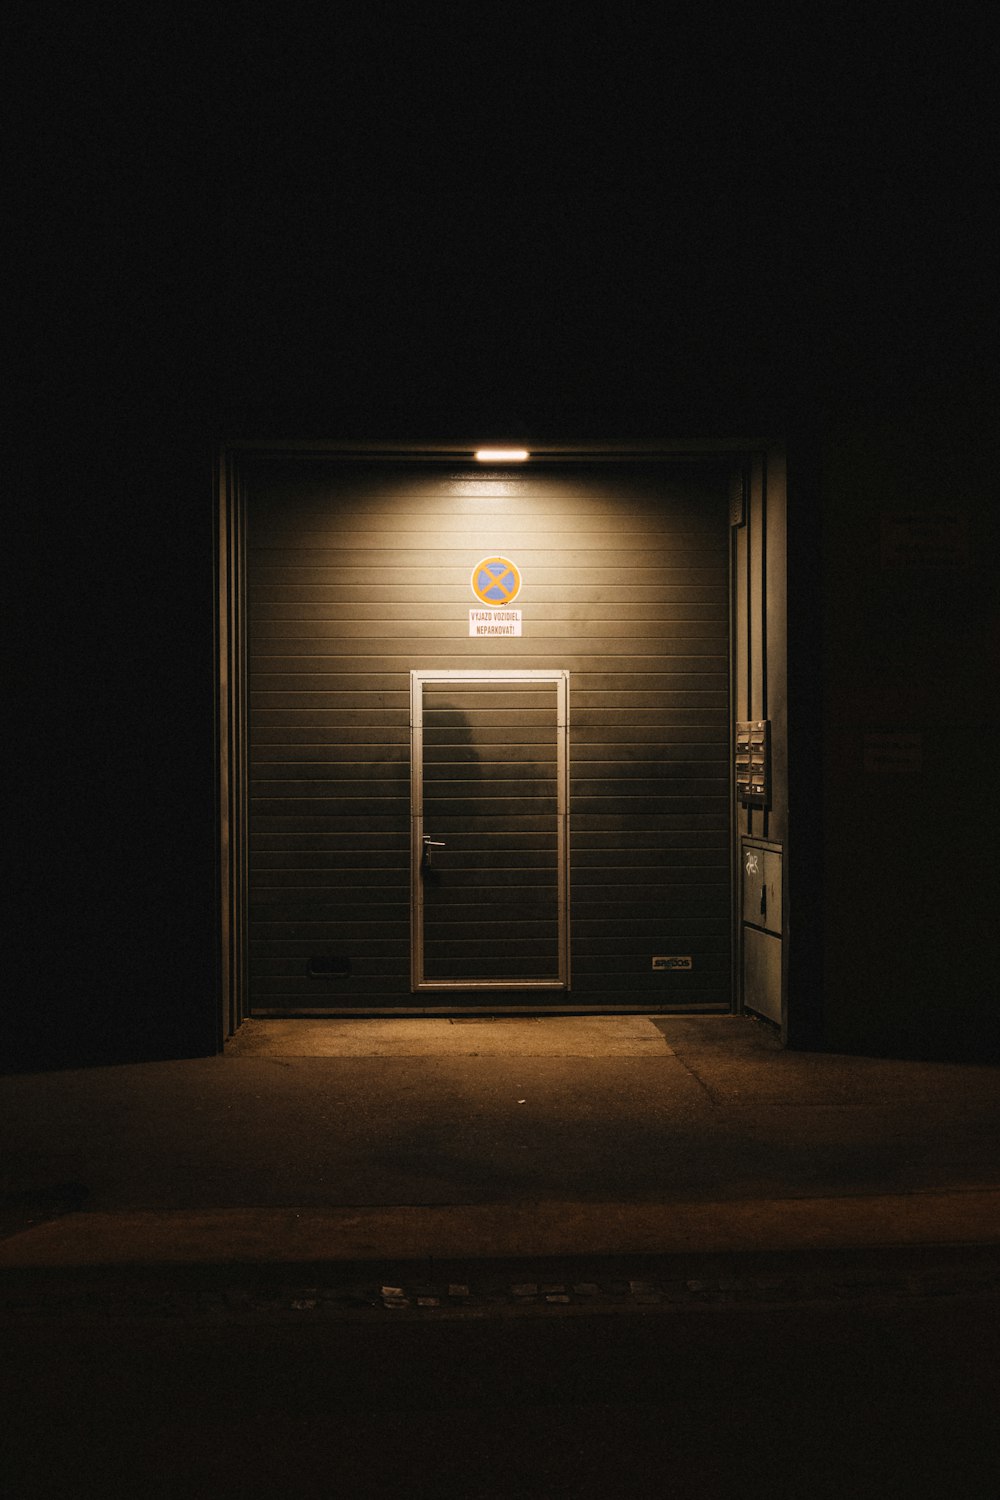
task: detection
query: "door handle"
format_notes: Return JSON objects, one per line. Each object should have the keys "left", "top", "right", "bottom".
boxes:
{"left": 422, "top": 836, "right": 446, "bottom": 870}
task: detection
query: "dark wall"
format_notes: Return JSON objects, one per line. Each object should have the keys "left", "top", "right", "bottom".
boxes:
{"left": 10, "top": 434, "right": 219, "bottom": 1070}
{"left": 816, "top": 408, "right": 999, "bottom": 1062}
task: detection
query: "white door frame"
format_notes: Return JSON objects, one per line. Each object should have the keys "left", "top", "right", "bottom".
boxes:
{"left": 410, "top": 669, "right": 571, "bottom": 991}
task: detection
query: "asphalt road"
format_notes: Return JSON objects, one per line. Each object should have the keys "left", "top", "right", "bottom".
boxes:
{"left": 4, "top": 1255, "right": 999, "bottom": 1500}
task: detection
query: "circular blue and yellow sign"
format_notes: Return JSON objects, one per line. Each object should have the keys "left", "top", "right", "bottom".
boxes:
{"left": 471, "top": 556, "right": 521, "bottom": 606}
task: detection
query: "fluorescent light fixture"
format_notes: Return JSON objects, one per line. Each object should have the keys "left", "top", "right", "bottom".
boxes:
{"left": 474, "top": 448, "right": 529, "bottom": 462}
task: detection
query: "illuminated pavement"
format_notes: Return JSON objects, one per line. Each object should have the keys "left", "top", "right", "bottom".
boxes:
{"left": 3, "top": 1016, "right": 1000, "bottom": 1269}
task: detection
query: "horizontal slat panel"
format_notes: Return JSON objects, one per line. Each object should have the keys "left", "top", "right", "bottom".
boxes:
{"left": 250, "top": 941, "right": 410, "bottom": 958}
{"left": 251, "top": 510, "right": 725, "bottom": 532}
{"left": 251, "top": 870, "right": 552, "bottom": 889}
{"left": 250, "top": 762, "right": 566, "bottom": 786}
{"left": 249, "top": 521, "right": 725, "bottom": 546}
{"left": 251, "top": 653, "right": 727, "bottom": 673}
{"left": 250, "top": 928, "right": 409, "bottom": 943}
{"left": 248, "top": 555, "right": 723, "bottom": 580}
{"left": 246, "top": 464, "right": 729, "bottom": 502}
{"left": 250, "top": 709, "right": 410, "bottom": 728}
{"left": 250, "top": 493, "right": 723, "bottom": 515}
{"left": 249, "top": 584, "right": 727, "bottom": 603}
{"left": 252, "top": 762, "right": 400, "bottom": 780}
{"left": 249, "top": 884, "right": 730, "bottom": 907}
{"left": 252, "top": 778, "right": 407, "bottom": 797}
{"left": 251, "top": 872, "right": 412, "bottom": 889}
{"left": 424, "top": 774, "right": 557, "bottom": 795}
{"left": 573, "top": 905, "right": 728, "bottom": 927}
{"left": 424, "top": 952, "right": 562, "bottom": 969}
{"left": 250, "top": 724, "right": 726, "bottom": 748}
{"left": 250, "top": 817, "right": 409, "bottom": 834}
{"left": 250, "top": 903, "right": 409, "bottom": 920}
{"left": 250, "top": 692, "right": 726, "bottom": 710}
{"left": 570, "top": 816, "right": 729, "bottom": 832}
{"left": 250, "top": 597, "right": 727, "bottom": 618}
{"left": 249, "top": 814, "right": 727, "bottom": 835}
{"left": 249, "top": 748, "right": 727, "bottom": 769}
{"left": 251, "top": 672, "right": 726, "bottom": 689}
{"left": 250, "top": 616, "right": 728, "bottom": 638}
{"left": 422, "top": 727, "right": 556, "bottom": 747}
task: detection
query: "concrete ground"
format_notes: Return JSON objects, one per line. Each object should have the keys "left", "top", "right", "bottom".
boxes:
{"left": 4, "top": 1015, "right": 1000, "bottom": 1498}
{"left": 2, "top": 1014, "right": 999, "bottom": 1266}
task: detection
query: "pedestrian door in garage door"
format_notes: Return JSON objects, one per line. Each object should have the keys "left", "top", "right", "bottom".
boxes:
{"left": 411, "top": 670, "right": 570, "bottom": 991}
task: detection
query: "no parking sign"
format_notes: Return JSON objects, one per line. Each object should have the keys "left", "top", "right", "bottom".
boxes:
{"left": 471, "top": 556, "right": 521, "bottom": 605}
{"left": 470, "top": 556, "right": 523, "bottom": 635}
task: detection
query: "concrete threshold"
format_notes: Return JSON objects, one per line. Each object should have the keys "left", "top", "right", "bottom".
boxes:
{"left": 2, "top": 1190, "right": 999, "bottom": 1270}
{"left": 224, "top": 1015, "right": 673, "bottom": 1057}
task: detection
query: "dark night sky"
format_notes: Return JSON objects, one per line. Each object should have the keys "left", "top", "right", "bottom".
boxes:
{"left": 15, "top": 8, "right": 993, "bottom": 442}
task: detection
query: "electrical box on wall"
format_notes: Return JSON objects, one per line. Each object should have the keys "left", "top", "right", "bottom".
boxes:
{"left": 741, "top": 838, "right": 783, "bottom": 1026}
{"left": 735, "top": 720, "right": 770, "bottom": 806}
{"left": 742, "top": 844, "right": 782, "bottom": 937}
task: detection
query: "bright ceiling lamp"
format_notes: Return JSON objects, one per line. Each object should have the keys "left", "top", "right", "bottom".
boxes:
{"left": 474, "top": 448, "right": 530, "bottom": 462}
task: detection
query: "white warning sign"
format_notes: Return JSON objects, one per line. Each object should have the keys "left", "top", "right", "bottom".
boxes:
{"left": 469, "top": 609, "right": 522, "bottom": 637}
